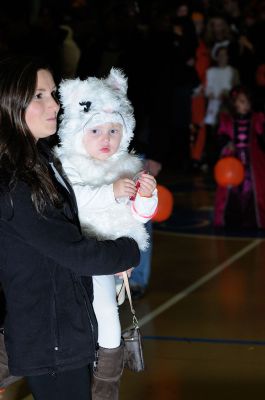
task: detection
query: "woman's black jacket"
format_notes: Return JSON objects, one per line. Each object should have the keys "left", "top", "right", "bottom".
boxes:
{"left": 0, "top": 141, "right": 140, "bottom": 376}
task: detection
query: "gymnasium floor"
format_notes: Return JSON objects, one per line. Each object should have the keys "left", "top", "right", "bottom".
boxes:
{"left": 2, "top": 170, "right": 265, "bottom": 400}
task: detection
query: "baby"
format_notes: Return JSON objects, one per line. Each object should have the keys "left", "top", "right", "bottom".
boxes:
{"left": 56, "top": 68, "right": 157, "bottom": 399}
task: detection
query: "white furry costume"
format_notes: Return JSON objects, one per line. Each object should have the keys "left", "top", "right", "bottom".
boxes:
{"left": 57, "top": 68, "right": 157, "bottom": 348}
{"left": 57, "top": 68, "right": 157, "bottom": 251}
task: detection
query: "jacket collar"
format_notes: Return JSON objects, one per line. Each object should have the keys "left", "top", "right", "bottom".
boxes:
{"left": 38, "top": 139, "right": 81, "bottom": 231}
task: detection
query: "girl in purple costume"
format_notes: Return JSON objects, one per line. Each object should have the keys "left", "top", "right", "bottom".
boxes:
{"left": 214, "top": 86, "right": 265, "bottom": 228}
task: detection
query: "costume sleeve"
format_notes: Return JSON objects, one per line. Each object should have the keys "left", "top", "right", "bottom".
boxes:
{"left": 0, "top": 183, "right": 140, "bottom": 276}
{"left": 254, "top": 112, "right": 265, "bottom": 151}
{"left": 254, "top": 112, "right": 265, "bottom": 135}
{"left": 72, "top": 183, "right": 116, "bottom": 212}
{"left": 130, "top": 188, "right": 158, "bottom": 223}
{"left": 62, "top": 163, "right": 116, "bottom": 211}
{"left": 218, "top": 113, "right": 233, "bottom": 137}
{"left": 216, "top": 113, "right": 234, "bottom": 156}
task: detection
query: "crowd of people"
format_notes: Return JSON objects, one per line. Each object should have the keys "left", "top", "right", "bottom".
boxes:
{"left": 0, "top": 0, "right": 264, "bottom": 169}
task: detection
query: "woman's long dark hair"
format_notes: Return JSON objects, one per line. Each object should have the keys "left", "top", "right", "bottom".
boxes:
{"left": 0, "top": 55, "right": 62, "bottom": 212}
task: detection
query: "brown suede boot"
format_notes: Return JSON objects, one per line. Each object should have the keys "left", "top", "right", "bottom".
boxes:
{"left": 92, "top": 342, "right": 124, "bottom": 400}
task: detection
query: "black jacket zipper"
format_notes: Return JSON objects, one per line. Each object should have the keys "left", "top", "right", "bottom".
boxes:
{"left": 51, "top": 270, "right": 59, "bottom": 354}
{"left": 72, "top": 274, "right": 98, "bottom": 358}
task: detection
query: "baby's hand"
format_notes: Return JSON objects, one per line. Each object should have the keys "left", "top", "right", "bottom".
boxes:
{"left": 113, "top": 178, "right": 137, "bottom": 199}
{"left": 138, "top": 173, "right": 156, "bottom": 197}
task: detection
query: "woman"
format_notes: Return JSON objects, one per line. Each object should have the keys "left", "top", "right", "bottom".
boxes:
{"left": 0, "top": 55, "right": 140, "bottom": 400}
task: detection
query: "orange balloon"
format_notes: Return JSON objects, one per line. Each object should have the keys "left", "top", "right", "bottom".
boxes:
{"left": 152, "top": 184, "right": 174, "bottom": 222}
{"left": 214, "top": 156, "right": 244, "bottom": 187}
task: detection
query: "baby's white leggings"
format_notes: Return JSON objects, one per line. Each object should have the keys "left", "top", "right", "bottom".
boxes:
{"left": 92, "top": 275, "right": 121, "bottom": 349}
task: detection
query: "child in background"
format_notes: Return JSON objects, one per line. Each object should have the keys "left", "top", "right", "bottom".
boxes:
{"left": 56, "top": 68, "right": 157, "bottom": 399}
{"left": 204, "top": 43, "right": 239, "bottom": 167}
{"left": 214, "top": 85, "right": 265, "bottom": 228}
{"left": 204, "top": 44, "right": 239, "bottom": 127}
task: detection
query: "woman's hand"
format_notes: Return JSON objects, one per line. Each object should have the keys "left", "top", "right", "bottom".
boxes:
{"left": 113, "top": 178, "right": 136, "bottom": 199}
{"left": 115, "top": 268, "right": 133, "bottom": 278}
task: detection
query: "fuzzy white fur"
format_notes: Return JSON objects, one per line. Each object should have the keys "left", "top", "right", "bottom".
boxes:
{"left": 57, "top": 68, "right": 150, "bottom": 250}
{"left": 57, "top": 68, "right": 135, "bottom": 157}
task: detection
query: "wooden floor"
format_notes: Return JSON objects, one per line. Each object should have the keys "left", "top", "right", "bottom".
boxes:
{"left": 2, "top": 170, "right": 265, "bottom": 400}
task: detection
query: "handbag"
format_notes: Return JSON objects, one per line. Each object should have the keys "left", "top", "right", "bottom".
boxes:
{"left": 121, "top": 272, "right": 145, "bottom": 372}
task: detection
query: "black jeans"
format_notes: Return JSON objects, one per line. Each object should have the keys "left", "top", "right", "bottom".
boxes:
{"left": 25, "top": 365, "right": 92, "bottom": 400}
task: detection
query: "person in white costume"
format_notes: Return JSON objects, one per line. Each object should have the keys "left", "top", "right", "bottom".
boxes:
{"left": 56, "top": 68, "right": 158, "bottom": 400}
{"left": 205, "top": 43, "right": 239, "bottom": 126}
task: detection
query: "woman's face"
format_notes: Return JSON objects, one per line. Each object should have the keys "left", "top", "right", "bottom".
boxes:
{"left": 25, "top": 69, "right": 59, "bottom": 141}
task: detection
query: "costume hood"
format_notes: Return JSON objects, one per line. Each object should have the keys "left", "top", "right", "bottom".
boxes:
{"left": 57, "top": 68, "right": 135, "bottom": 159}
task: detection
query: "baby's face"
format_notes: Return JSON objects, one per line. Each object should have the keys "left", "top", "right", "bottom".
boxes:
{"left": 82, "top": 122, "right": 122, "bottom": 160}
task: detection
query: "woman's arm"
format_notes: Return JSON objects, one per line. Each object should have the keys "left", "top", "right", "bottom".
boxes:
{"left": 0, "top": 182, "right": 140, "bottom": 276}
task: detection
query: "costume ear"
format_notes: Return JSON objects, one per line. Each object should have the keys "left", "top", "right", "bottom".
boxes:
{"left": 59, "top": 78, "right": 82, "bottom": 106}
{"left": 106, "top": 68, "right": 128, "bottom": 95}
